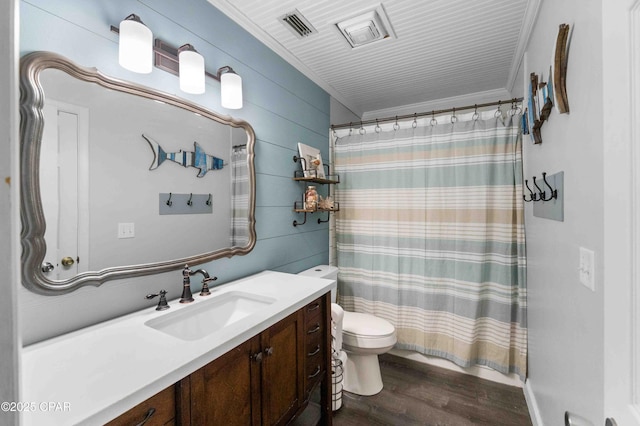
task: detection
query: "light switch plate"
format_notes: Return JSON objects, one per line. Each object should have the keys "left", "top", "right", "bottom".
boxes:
{"left": 118, "top": 223, "right": 135, "bottom": 239}
{"left": 579, "top": 247, "right": 595, "bottom": 291}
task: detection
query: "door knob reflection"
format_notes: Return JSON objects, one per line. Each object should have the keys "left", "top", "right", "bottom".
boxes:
{"left": 61, "top": 256, "right": 75, "bottom": 267}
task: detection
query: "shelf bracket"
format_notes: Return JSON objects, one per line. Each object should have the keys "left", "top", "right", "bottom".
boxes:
{"left": 293, "top": 212, "right": 307, "bottom": 227}
{"left": 317, "top": 211, "right": 330, "bottom": 224}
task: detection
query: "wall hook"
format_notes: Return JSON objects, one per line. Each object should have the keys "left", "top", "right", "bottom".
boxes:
{"left": 206, "top": 193, "right": 212, "bottom": 206}
{"left": 541, "top": 172, "right": 558, "bottom": 201}
{"left": 166, "top": 192, "right": 173, "bottom": 206}
{"left": 532, "top": 176, "right": 546, "bottom": 200}
{"left": 187, "top": 193, "right": 193, "bottom": 206}
{"left": 524, "top": 180, "right": 537, "bottom": 202}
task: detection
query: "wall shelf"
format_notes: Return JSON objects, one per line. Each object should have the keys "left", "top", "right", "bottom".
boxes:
{"left": 292, "top": 156, "right": 339, "bottom": 227}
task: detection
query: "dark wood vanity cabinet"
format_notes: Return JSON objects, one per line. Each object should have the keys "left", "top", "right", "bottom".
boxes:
{"left": 105, "top": 384, "right": 178, "bottom": 426}
{"left": 109, "top": 294, "right": 332, "bottom": 426}
{"left": 190, "top": 310, "right": 304, "bottom": 426}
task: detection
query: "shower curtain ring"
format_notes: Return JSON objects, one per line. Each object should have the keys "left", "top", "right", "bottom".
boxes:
{"left": 359, "top": 121, "right": 366, "bottom": 135}
{"left": 472, "top": 104, "right": 479, "bottom": 121}
{"left": 375, "top": 119, "right": 381, "bottom": 133}
{"left": 393, "top": 116, "right": 400, "bottom": 131}
{"left": 412, "top": 113, "right": 418, "bottom": 128}
{"left": 349, "top": 122, "right": 353, "bottom": 136}
{"left": 451, "top": 107, "right": 458, "bottom": 123}
{"left": 430, "top": 111, "right": 437, "bottom": 126}
{"left": 494, "top": 101, "right": 502, "bottom": 118}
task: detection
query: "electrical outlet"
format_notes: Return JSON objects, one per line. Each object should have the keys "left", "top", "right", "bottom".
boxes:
{"left": 579, "top": 247, "right": 595, "bottom": 291}
{"left": 117, "top": 223, "right": 135, "bottom": 239}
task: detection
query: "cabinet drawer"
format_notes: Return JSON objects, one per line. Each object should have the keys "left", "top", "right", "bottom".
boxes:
{"left": 305, "top": 360, "right": 324, "bottom": 393}
{"left": 106, "top": 385, "right": 175, "bottom": 426}
{"left": 304, "top": 297, "right": 323, "bottom": 323}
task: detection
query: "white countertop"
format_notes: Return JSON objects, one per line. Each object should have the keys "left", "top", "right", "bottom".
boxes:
{"left": 21, "top": 270, "right": 335, "bottom": 426}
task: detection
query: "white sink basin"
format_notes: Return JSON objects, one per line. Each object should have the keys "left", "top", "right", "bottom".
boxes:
{"left": 145, "top": 291, "right": 276, "bottom": 341}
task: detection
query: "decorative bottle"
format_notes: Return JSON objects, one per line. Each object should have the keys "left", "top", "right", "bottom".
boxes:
{"left": 305, "top": 186, "right": 318, "bottom": 211}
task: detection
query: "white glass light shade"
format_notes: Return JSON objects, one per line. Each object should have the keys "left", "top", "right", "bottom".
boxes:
{"left": 178, "top": 47, "right": 205, "bottom": 94}
{"left": 118, "top": 16, "right": 153, "bottom": 74}
{"left": 221, "top": 71, "right": 243, "bottom": 109}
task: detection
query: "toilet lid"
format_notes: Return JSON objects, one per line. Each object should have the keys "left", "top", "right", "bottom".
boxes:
{"left": 342, "top": 312, "right": 395, "bottom": 338}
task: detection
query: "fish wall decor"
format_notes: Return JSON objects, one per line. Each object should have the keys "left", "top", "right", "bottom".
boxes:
{"left": 143, "top": 134, "right": 225, "bottom": 178}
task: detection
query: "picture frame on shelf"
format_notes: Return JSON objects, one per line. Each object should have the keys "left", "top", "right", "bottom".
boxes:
{"left": 297, "top": 142, "right": 326, "bottom": 179}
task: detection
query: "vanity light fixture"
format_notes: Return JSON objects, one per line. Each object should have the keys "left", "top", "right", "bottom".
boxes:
{"left": 219, "top": 66, "right": 243, "bottom": 109}
{"left": 111, "top": 17, "right": 244, "bottom": 108}
{"left": 117, "top": 14, "right": 153, "bottom": 73}
{"left": 178, "top": 44, "right": 205, "bottom": 94}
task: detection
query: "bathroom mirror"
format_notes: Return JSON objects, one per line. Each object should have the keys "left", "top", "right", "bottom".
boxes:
{"left": 20, "top": 52, "right": 256, "bottom": 294}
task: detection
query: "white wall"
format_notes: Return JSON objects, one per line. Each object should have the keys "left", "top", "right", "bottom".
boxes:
{"left": 523, "top": 0, "right": 605, "bottom": 423}
{"left": 0, "top": 0, "right": 20, "bottom": 424}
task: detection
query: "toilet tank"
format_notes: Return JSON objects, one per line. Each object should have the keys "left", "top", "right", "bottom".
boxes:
{"left": 297, "top": 265, "right": 338, "bottom": 302}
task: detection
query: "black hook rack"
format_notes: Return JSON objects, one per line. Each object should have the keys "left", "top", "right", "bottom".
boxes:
{"left": 524, "top": 172, "right": 559, "bottom": 202}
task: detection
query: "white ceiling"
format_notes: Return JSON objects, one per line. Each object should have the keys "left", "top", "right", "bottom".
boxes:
{"left": 208, "top": 0, "right": 539, "bottom": 117}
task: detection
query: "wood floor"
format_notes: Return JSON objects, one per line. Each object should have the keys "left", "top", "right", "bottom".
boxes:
{"left": 332, "top": 354, "right": 532, "bottom": 426}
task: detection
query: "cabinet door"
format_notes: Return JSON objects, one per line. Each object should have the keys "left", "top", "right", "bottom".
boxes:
{"left": 190, "top": 336, "right": 262, "bottom": 426}
{"left": 260, "top": 310, "right": 304, "bottom": 426}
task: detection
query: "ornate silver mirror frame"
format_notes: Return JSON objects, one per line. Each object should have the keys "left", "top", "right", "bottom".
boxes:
{"left": 20, "top": 51, "right": 256, "bottom": 295}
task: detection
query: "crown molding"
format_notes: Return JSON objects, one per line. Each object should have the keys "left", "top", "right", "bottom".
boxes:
{"left": 506, "top": 0, "right": 542, "bottom": 93}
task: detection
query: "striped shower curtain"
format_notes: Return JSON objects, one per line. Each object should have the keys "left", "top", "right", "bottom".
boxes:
{"left": 334, "top": 114, "right": 527, "bottom": 378}
{"left": 230, "top": 145, "right": 249, "bottom": 246}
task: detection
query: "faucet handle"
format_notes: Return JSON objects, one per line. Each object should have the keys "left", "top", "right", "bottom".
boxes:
{"left": 146, "top": 290, "right": 170, "bottom": 311}
{"left": 200, "top": 276, "right": 217, "bottom": 296}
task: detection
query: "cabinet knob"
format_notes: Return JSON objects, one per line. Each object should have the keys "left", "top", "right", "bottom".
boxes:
{"left": 264, "top": 347, "right": 274, "bottom": 356}
{"left": 251, "top": 352, "right": 263, "bottom": 363}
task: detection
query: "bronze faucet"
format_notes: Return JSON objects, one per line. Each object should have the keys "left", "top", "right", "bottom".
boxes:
{"left": 180, "top": 264, "right": 217, "bottom": 303}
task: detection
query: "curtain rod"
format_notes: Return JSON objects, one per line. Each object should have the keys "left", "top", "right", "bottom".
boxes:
{"left": 331, "top": 97, "right": 524, "bottom": 130}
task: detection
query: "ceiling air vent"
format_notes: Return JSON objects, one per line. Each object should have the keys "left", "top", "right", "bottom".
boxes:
{"left": 279, "top": 9, "right": 318, "bottom": 39}
{"left": 335, "top": 4, "right": 396, "bottom": 49}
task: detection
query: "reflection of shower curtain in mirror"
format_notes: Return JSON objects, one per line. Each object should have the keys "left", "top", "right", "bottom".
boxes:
{"left": 230, "top": 145, "right": 249, "bottom": 246}
{"left": 334, "top": 115, "right": 527, "bottom": 378}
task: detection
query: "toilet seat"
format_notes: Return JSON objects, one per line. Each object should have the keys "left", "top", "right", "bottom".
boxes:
{"left": 342, "top": 312, "right": 397, "bottom": 349}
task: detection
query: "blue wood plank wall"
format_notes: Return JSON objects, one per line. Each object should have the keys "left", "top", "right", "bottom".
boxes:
{"left": 19, "top": 0, "right": 330, "bottom": 343}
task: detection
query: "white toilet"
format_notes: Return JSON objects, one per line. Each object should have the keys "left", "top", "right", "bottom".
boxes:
{"left": 298, "top": 265, "right": 397, "bottom": 396}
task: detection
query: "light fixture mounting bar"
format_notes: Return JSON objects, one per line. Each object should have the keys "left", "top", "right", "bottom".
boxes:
{"left": 154, "top": 40, "right": 221, "bottom": 81}
{"left": 109, "top": 25, "right": 221, "bottom": 81}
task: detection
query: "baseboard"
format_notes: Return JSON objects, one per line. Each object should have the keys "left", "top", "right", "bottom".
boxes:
{"left": 523, "top": 379, "right": 543, "bottom": 426}
{"left": 388, "top": 348, "right": 523, "bottom": 387}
